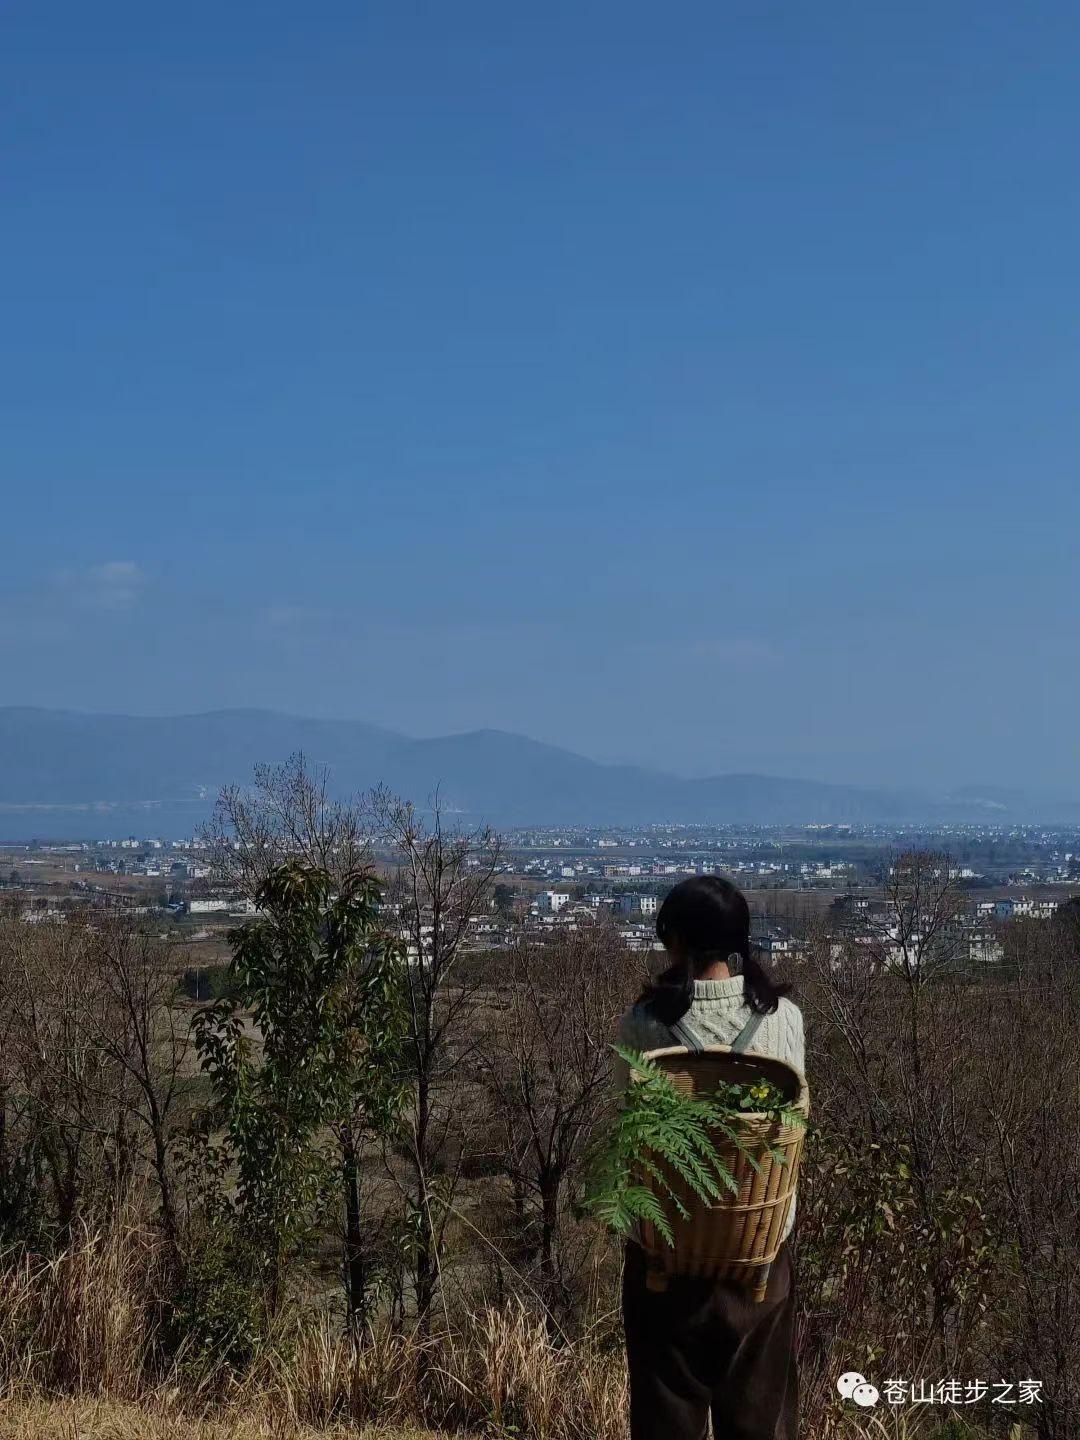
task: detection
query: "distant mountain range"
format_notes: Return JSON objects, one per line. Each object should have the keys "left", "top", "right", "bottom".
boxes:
{"left": 0, "top": 707, "right": 1074, "bottom": 840}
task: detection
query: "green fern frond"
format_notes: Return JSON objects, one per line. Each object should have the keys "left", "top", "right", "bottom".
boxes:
{"left": 581, "top": 1045, "right": 807, "bottom": 1246}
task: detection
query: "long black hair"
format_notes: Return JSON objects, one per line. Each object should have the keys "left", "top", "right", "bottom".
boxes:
{"left": 639, "top": 874, "right": 792, "bottom": 1027}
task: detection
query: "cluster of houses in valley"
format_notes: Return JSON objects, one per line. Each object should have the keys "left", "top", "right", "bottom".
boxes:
{"left": 457, "top": 884, "right": 1072, "bottom": 965}
{"left": 500, "top": 854, "right": 853, "bottom": 886}
{"left": 504, "top": 887, "right": 1073, "bottom": 967}
{"left": 821, "top": 891, "right": 1071, "bottom": 972}
{"left": 3, "top": 830, "right": 1076, "bottom": 970}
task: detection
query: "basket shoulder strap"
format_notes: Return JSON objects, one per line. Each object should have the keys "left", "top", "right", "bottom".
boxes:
{"left": 669, "top": 1014, "right": 707, "bottom": 1053}
{"left": 670, "top": 1008, "right": 766, "bottom": 1054}
{"left": 731, "top": 1009, "right": 766, "bottom": 1054}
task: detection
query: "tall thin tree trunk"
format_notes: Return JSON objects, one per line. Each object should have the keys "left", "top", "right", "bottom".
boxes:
{"left": 413, "top": 1073, "right": 436, "bottom": 1333}
{"left": 342, "top": 1125, "right": 368, "bottom": 1334}
{"left": 539, "top": 1167, "right": 562, "bottom": 1337}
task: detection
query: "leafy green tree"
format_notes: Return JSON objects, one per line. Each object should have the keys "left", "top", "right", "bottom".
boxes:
{"left": 493, "top": 882, "right": 517, "bottom": 916}
{"left": 192, "top": 861, "right": 407, "bottom": 1327}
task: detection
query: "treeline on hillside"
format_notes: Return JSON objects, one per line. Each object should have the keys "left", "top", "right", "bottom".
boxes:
{"left": 0, "top": 760, "right": 1078, "bottom": 1440}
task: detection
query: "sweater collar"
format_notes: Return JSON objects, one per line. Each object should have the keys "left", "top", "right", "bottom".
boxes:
{"left": 692, "top": 976, "right": 746, "bottom": 1000}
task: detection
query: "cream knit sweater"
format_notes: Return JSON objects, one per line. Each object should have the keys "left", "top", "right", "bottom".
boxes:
{"left": 614, "top": 976, "right": 806, "bottom": 1241}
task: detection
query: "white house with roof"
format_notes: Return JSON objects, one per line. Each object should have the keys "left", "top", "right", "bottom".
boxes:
{"left": 616, "top": 893, "right": 658, "bottom": 917}
{"left": 536, "top": 890, "right": 571, "bottom": 914}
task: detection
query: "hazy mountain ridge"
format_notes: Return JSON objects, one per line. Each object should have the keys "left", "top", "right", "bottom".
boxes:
{"left": 0, "top": 707, "right": 1071, "bottom": 839}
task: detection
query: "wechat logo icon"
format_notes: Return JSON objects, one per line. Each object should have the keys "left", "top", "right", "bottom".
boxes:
{"left": 837, "top": 1372, "right": 879, "bottom": 1408}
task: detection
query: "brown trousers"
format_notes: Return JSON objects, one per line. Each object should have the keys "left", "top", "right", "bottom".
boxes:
{"left": 622, "top": 1241, "right": 798, "bottom": 1440}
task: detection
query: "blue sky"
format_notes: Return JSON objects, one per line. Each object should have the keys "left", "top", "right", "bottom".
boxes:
{"left": 3, "top": 2, "right": 1078, "bottom": 792}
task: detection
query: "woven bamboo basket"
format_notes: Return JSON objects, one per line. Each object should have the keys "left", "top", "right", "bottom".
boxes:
{"left": 632, "top": 1045, "right": 810, "bottom": 1301}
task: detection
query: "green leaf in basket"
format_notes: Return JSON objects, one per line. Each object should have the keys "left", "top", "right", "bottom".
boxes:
{"left": 579, "top": 1045, "right": 805, "bottom": 1246}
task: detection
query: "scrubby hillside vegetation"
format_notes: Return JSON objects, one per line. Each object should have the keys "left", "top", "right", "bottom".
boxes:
{"left": 0, "top": 767, "right": 1076, "bottom": 1439}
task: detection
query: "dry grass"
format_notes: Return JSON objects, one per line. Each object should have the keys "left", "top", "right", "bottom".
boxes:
{"left": 0, "top": 1396, "right": 949, "bottom": 1440}
{"left": 0, "top": 1220, "right": 159, "bottom": 1399}
{"left": 0, "top": 1396, "right": 449, "bottom": 1439}
{"left": 0, "top": 1223, "right": 628, "bottom": 1440}
{"left": 227, "top": 1302, "right": 628, "bottom": 1440}
{"left": 0, "top": 1220, "right": 990, "bottom": 1440}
